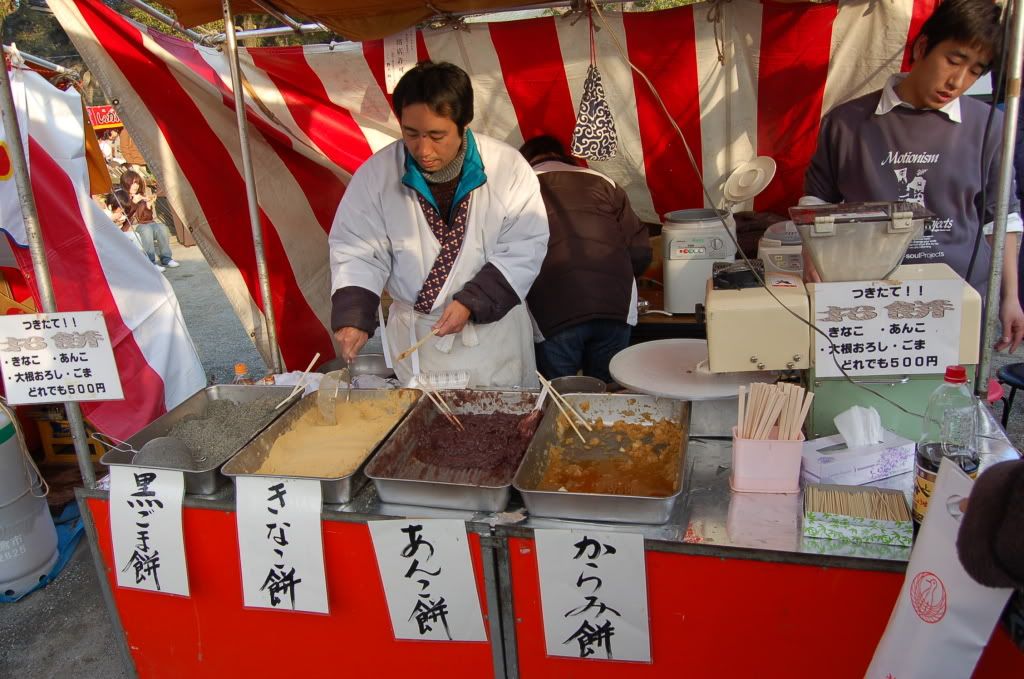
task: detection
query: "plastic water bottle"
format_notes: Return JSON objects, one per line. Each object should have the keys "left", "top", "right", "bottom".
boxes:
{"left": 232, "top": 362, "right": 254, "bottom": 385}
{"left": 912, "top": 365, "right": 980, "bottom": 524}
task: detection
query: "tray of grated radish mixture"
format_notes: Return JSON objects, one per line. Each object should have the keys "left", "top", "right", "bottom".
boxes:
{"left": 513, "top": 393, "right": 690, "bottom": 524}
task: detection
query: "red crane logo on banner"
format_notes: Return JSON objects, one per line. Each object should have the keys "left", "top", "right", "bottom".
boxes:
{"left": 909, "top": 571, "right": 948, "bottom": 624}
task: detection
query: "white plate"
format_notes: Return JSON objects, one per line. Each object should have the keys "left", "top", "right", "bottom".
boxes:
{"left": 610, "top": 339, "right": 774, "bottom": 401}
{"left": 723, "top": 156, "right": 777, "bottom": 205}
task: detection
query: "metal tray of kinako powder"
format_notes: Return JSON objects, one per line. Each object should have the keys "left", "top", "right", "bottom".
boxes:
{"left": 99, "top": 385, "right": 299, "bottom": 496}
{"left": 364, "top": 389, "right": 542, "bottom": 512}
{"left": 222, "top": 388, "right": 422, "bottom": 505}
{"left": 513, "top": 393, "right": 690, "bottom": 524}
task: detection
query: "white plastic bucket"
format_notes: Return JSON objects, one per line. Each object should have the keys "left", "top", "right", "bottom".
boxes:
{"left": 0, "top": 411, "right": 58, "bottom": 598}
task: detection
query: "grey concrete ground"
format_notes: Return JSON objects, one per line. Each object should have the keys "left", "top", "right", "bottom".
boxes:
{"left": 166, "top": 242, "right": 267, "bottom": 384}
{"left": 1, "top": 239, "right": 1022, "bottom": 678}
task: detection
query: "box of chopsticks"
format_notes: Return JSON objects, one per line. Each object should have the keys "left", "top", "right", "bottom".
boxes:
{"left": 802, "top": 484, "right": 913, "bottom": 547}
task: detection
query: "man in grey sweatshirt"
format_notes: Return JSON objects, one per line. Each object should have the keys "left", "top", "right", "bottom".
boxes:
{"left": 804, "top": 0, "right": 1023, "bottom": 353}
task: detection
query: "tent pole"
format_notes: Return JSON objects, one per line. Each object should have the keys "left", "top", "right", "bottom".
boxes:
{"left": 978, "top": 0, "right": 1024, "bottom": 398}
{"left": 221, "top": 0, "right": 283, "bottom": 373}
{"left": 207, "top": 23, "right": 327, "bottom": 45}
{"left": 0, "top": 62, "right": 96, "bottom": 487}
{"left": 2, "top": 45, "right": 81, "bottom": 80}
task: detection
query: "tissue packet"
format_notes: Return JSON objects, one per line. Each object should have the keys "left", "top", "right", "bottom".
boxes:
{"left": 801, "top": 430, "right": 915, "bottom": 485}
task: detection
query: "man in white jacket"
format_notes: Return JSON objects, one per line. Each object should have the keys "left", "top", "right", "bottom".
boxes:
{"left": 328, "top": 61, "right": 549, "bottom": 387}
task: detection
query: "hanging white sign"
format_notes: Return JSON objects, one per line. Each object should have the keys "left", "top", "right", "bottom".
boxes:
{"left": 110, "top": 465, "right": 189, "bottom": 596}
{"left": 534, "top": 529, "right": 651, "bottom": 662}
{"left": 236, "top": 476, "right": 328, "bottom": 614}
{"left": 813, "top": 278, "right": 963, "bottom": 378}
{"left": 368, "top": 519, "right": 487, "bottom": 642}
{"left": 867, "top": 459, "right": 1013, "bottom": 678}
{"left": 384, "top": 27, "right": 418, "bottom": 93}
{"left": 0, "top": 311, "right": 124, "bottom": 404}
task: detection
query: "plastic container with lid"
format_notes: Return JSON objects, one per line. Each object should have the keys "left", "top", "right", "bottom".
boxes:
{"left": 232, "top": 362, "right": 254, "bottom": 385}
{"left": 912, "top": 365, "right": 979, "bottom": 524}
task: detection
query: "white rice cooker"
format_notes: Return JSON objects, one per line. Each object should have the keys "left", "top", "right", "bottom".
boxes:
{"left": 662, "top": 209, "right": 737, "bottom": 314}
{"left": 757, "top": 220, "right": 803, "bottom": 276}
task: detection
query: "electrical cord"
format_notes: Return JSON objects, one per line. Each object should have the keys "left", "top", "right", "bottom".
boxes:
{"left": 590, "top": 1, "right": 930, "bottom": 419}
{"left": 0, "top": 396, "right": 50, "bottom": 509}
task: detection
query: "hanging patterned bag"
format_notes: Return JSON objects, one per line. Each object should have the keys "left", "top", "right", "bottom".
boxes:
{"left": 571, "top": 12, "right": 618, "bottom": 161}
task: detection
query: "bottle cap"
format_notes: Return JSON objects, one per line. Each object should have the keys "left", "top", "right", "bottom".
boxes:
{"left": 234, "top": 362, "right": 248, "bottom": 376}
{"left": 944, "top": 365, "right": 968, "bottom": 384}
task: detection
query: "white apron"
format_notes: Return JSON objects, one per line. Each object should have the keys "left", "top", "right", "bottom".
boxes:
{"left": 386, "top": 298, "right": 537, "bottom": 388}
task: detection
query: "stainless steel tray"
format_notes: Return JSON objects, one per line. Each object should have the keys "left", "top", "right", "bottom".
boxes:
{"left": 222, "top": 388, "right": 422, "bottom": 504}
{"left": 99, "top": 385, "right": 298, "bottom": 496}
{"left": 513, "top": 393, "right": 690, "bottom": 524}
{"left": 365, "top": 390, "right": 539, "bottom": 512}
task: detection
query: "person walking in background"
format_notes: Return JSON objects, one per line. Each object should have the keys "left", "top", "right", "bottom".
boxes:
{"left": 120, "top": 170, "right": 178, "bottom": 271}
{"left": 519, "top": 135, "right": 651, "bottom": 384}
{"left": 104, "top": 189, "right": 145, "bottom": 253}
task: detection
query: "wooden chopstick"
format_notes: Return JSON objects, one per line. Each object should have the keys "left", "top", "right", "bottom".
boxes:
{"left": 547, "top": 391, "right": 587, "bottom": 444}
{"left": 422, "top": 388, "right": 465, "bottom": 431}
{"left": 737, "top": 386, "right": 746, "bottom": 438}
{"left": 431, "top": 389, "right": 465, "bottom": 431}
{"left": 396, "top": 329, "right": 439, "bottom": 362}
{"left": 274, "top": 352, "right": 320, "bottom": 409}
{"left": 535, "top": 372, "right": 593, "bottom": 432}
{"left": 736, "top": 381, "right": 812, "bottom": 440}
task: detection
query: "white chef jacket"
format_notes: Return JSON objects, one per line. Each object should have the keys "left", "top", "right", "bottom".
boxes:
{"left": 328, "top": 130, "right": 549, "bottom": 387}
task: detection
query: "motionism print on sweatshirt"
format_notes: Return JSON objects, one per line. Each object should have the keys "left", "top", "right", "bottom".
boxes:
{"left": 883, "top": 149, "right": 954, "bottom": 260}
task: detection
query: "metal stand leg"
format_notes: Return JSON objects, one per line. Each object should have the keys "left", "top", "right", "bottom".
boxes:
{"left": 1003, "top": 387, "right": 1017, "bottom": 428}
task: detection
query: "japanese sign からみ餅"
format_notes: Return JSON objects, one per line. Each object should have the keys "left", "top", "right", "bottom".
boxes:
{"left": 812, "top": 279, "right": 963, "bottom": 378}
{"left": 534, "top": 529, "right": 651, "bottom": 662}
{"left": 368, "top": 519, "right": 487, "bottom": 642}
{"left": 0, "top": 311, "right": 124, "bottom": 404}
{"left": 236, "top": 476, "right": 329, "bottom": 613}
{"left": 109, "top": 466, "right": 189, "bottom": 596}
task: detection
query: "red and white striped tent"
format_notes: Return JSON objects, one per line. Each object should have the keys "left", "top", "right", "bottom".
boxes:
{"left": 50, "top": 0, "right": 938, "bottom": 369}
{"left": 0, "top": 62, "right": 206, "bottom": 438}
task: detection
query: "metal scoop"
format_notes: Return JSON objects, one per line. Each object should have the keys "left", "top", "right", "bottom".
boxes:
{"left": 316, "top": 368, "right": 351, "bottom": 425}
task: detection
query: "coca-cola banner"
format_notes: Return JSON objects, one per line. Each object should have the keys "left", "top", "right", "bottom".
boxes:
{"left": 87, "top": 104, "right": 121, "bottom": 129}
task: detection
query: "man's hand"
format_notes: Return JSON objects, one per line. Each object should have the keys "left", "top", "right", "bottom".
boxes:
{"left": 334, "top": 326, "right": 369, "bottom": 363}
{"left": 433, "top": 300, "right": 472, "bottom": 337}
{"left": 996, "top": 297, "right": 1024, "bottom": 353}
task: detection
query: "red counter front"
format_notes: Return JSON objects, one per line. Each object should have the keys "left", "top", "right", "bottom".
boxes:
{"left": 505, "top": 535, "right": 1023, "bottom": 678}
{"left": 86, "top": 498, "right": 497, "bottom": 679}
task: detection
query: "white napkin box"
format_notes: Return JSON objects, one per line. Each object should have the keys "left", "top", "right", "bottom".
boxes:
{"left": 801, "top": 430, "right": 915, "bottom": 485}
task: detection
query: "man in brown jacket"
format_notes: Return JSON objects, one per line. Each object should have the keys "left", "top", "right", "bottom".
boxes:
{"left": 520, "top": 136, "right": 651, "bottom": 383}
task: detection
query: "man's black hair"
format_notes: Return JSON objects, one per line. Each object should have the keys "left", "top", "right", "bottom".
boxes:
{"left": 393, "top": 61, "right": 474, "bottom": 134}
{"left": 915, "top": 0, "right": 1004, "bottom": 72}
{"left": 519, "top": 135, "right": 577, "bottom": 165}
{"left": 106, "top": 188, "right": 130, "bottom": 210}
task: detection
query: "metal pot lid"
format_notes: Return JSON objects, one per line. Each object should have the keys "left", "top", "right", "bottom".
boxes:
{"left": 760, "top": 220, "right": 802, "bottom": 246}
{"left": 723, "top": 156, "right": 776, "bottom": 205}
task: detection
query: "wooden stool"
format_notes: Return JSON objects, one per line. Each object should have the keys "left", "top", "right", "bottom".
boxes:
{"left": 996, "top": 363, "right": 1024, "bottom": 428}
